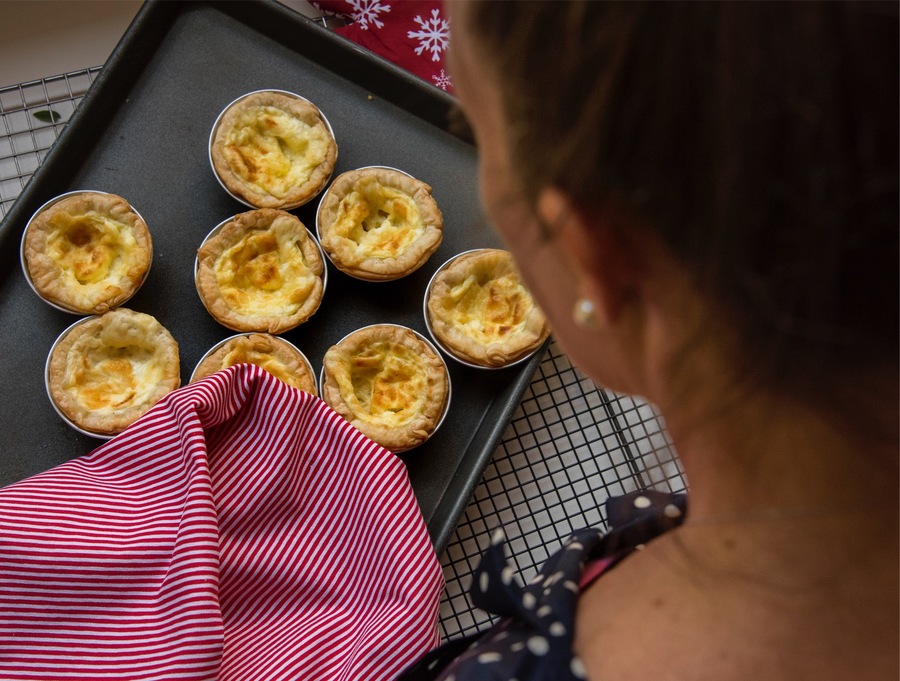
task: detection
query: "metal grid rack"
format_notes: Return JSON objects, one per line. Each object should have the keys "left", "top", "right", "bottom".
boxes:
{"left": 0, "top": 68, "right": 687, "bottom": 644}
{"left": 0, "top": 67, "right": 102, "bottom": 218}
{"left": 437, "top": 341, "right": 685, "bottom": 639}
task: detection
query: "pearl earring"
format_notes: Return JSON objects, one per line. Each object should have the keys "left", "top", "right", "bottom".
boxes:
{"left": 572, "top": 297, "right": 598, "bottom": 329}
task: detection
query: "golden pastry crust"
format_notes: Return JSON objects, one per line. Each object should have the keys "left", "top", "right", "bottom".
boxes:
{"left": 317, "top": 167, "right": 443, "bottom": 281}
{"left": 192, "top": 333, "right": 317, "bottom": 396}
{"left": 426, "top": 249, "right": 550, "bottom": 367}
{"left": 322, "top": 324, "right": 449, "bottom": 452}
{"left": 210, "top": 91, "right": 337, "bottom": 209}
{"left": 196, "top": 209, "right": 325, "bottom": 334}
{"left": 23, "top": 192, "right": 152, "bottom": 314}
{"left": 47, "top": 308, "right": 180, "bottom": 436}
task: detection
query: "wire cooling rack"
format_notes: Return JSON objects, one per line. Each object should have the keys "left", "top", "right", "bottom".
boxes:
{"left": 437, "top": 341, "right": 685, "bottom": 639}
{"left": 0, "top": 67, "right": 102, "bottom": 217}
{"left": 0, "top": 68, "right": 687, "bottom": 643}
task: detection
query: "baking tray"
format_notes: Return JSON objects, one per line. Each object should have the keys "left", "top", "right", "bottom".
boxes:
{"left": 0, "top": 0, "right": 543, "bottom": 556}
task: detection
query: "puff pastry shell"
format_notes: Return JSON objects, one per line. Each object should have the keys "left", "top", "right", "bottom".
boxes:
{"left": 192, "top": 333, "right": 317, "bottom": 395}
{"left": 210, "top": 91, "right": 337, "bottom": 209}
{"left": 47, "top": 308, "right": 180, "bottom": 436}
{"left": 23, "top": 192, "right": 152, "bottom": 314}
{"left": 196, "top": 209, "right": 325, "bottom": 333}
{"left": 317, "top": 167, "right": 443, "bottom": 281}
{"left": 322, "top": 324, "right": 449, "bottom": 452}
{"left": 427, "top": 249, "right": 549, "bottom": 367}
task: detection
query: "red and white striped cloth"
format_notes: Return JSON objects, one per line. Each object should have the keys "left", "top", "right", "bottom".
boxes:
{"left": 0, "top": 364, "right": 444, "bottom": 680}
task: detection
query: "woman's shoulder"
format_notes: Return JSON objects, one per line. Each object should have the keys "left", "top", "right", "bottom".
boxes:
{"left": 575, "top": 499, "right": 900, "bottom": 681}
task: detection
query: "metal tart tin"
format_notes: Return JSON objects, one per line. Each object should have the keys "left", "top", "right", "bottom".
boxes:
{"left": 208, "top": 89, "right": 337, "bottom": 210}
{"left": 21, "top": 190, "right": 152, "bottom": 315}
{"left": 315, "top": 165, "right": 424, "bottom": 282}
{"left": 319, "top": 323, "right": 452, "bottom": 451}
{"left": 194, "top": 211, "right": 327, "bottom": 332}
{"left": 423, "top": 249, "right": 545, "bottom": 370}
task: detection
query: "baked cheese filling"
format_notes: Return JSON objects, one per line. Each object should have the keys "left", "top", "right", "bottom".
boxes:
{"left": 219, "top": 345, "right": 294, "bottom": 385}
{"left": 331, "top": 179, "right": 425, "bottom": 262}
{"left": 63, "top": 338, "right": 166, "bottom": 414}
{"left": 46, "top": 210, "right": 137, "bottom": 291}
{"left": 214, "top": 224, "right": 317, "bottom": 317}
{"left": 439, "top": 271, "right": 530, "bottom": 344}
{"left": 224, "top": 106, "right": 330, "bottom": 199}
{"left": 338, "top": 343, "right": 426, "bottom": 427}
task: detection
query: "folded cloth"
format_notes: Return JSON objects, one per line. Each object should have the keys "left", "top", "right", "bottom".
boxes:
{"left": 0, "top": 364, "right": 444, "bottom": 680}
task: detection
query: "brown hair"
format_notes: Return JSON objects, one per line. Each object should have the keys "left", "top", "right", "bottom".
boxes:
{"left": 464, "top": 1, "right": 898, "bottom": 409}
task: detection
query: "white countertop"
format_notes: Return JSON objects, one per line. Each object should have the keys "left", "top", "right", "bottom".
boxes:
{"left": 0, "top": 0, "right": 319, "bottom": 89}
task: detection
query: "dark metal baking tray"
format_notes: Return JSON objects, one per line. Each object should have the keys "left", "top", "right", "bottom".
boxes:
{"left": 0, "top": 0, "right": 543, "bottom": 556}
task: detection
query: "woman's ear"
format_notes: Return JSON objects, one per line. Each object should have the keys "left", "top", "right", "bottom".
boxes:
{"left": 536, "top": 187, "right": 640, "bottom": 329}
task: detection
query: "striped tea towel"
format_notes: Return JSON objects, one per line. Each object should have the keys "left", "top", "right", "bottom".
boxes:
{"left": 0, "top": 363, "right": 444, "bottom": 680}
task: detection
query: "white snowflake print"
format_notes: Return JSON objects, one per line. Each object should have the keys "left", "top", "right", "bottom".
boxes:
{"left": 408, "top": 8, "right": 450, "bottom": 62}
{"left": 432, "top": 68, "right": 454, "bottom": 91}
{"left": 347, "top": 0, "right": 391, "bottom": 31}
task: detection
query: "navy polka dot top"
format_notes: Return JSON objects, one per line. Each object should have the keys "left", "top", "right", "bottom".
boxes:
{"left": 398, "top": 490, "right": 687, "bottom": 680}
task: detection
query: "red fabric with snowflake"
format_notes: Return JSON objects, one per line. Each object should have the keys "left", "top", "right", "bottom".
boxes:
{"left": 312, "top": 0, "right": 454, "bottom": 92}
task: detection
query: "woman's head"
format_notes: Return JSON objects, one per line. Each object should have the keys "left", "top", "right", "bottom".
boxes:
{"left": 450, "top": 1, "right": 898, "bottom": 413}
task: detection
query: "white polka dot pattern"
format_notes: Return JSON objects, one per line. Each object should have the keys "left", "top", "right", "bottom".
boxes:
{"left": 397, "top": 489, "right": 688, "bottom": 680}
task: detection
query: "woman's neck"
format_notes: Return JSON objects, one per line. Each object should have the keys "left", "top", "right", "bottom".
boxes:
{"left": 666, "top": 380, "right": 897, "bottom": 523}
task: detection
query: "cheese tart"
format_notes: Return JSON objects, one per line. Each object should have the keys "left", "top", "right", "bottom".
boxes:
{"left": 316, "top": 167, "right": 443, "bottom": 281}
{"left": 192, "top": 333, "right": 317, "bottom": 396}
{"left": 46, "top": 308, "right": 180, "bottom": 437}
{"left": 425, "top": 249, "right": 550, "bottom": 368}
{"left": 22, "top": 191, "right": 152, "bottom": 314}
{"left": 196, "top": 208, "right": 325, "bottom": 334}
{"left": 210, "top": 90, "right": 337, "bottom": 209}
{"left": 321, "top": 324, "right": 450, "bottom": 452}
